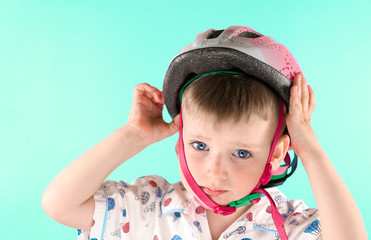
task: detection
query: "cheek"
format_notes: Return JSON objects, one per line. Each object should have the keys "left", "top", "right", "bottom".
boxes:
{"left": 178, "top": 162, "right": 206, "bottom": 205}
{"left": 187, "top": 160, "right": 205, "bottom": 185}
{"left": 231, "top": 162, "right": 266, "bottom": 192}
{"left": 178, "top": 147, "right": 205, "bottom": 184}
{"left": 184, "top": 149, "right": 206, "bottom": 179}
{"left": 178, "top": 166, "right": 189, "bottom": 190}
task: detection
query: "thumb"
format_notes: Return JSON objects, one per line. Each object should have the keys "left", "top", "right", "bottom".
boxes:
{"left": 167, "top": 114, "right": 180, "bottom": 136}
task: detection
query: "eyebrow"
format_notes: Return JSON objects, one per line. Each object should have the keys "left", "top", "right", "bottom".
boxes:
{"left": 186, "top": 134, "right": 211, "bottom": 141}
{"left": 186, "top": 134, "right": 259, "bottom": 148}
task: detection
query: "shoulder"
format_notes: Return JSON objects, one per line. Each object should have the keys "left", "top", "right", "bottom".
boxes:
{"left": 101, "top": 175, "right": 172, "bottom": 210}
{"left": 264, "top": 188, "right": 318, "bottom": 219}
{"left": 103, "top": 175, "right": 171, "bottom": 194}
{"left": 254, "top": 188, "right": 322, "bottom": 239}
{"left": 79, "top": 175, "right": 174, "bottom": 240}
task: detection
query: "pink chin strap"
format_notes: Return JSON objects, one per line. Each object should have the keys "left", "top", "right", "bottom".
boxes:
{"left": 179, "top": 99, "right": 288, "bottom": 240}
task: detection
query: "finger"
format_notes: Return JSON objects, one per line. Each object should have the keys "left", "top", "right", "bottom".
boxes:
{"left": 152, "top": 91, "right": 165, "bottom": 111}
{"left": 160, "top": 91, "right": 165, "bottom": 105}
{"left": 171, "top": 114, "right": 181, "bottom": 131}
{"left": 147, "top": 86, "right": 163, "bottom": 106}
{"left": 294, "top": 73, "right": 302, "bottom": 99}
{"left": 134, "top": 83, "right": 159, "bottom": 95}
{"left": 165, "top": 114, "right": 181, "bottom": 137}
{"left": 308, "top": 85, "right": 315, "bottom": 115}
{"left": 131, "top": 84, "right": 163, "bottom": 116}
{"left": 300, "top": 73, "right": 309, "bottom": 112}
{"left": 289, "top": 84, "right": 301, "bottom": 118}
{"left": 133, "top": 83, "right": 151, "bottom": 99}
{"left": 156, "top": 91, "right": 165, "bottom": 105}
{"left": 134, "top": 83, "right": 162, "bottom": 104}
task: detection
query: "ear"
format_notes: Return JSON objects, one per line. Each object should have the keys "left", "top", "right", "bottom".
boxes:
{"left": 270, "top": 134, "right": 290, "bottom": 171}
{"left": 175, "top": 139, "right": 179, "bottom": 157}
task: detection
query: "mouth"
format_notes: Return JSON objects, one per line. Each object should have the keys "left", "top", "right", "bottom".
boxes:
{"left": 202, "top": 187, "right": 228, "bottom": 196}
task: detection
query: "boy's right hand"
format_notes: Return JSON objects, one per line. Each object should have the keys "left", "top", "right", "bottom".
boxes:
{"left": 127, "top": 83, "right": 180, "bottom": 147}
{"left": 42, "top": 83, "right": 179, "bottom": 232}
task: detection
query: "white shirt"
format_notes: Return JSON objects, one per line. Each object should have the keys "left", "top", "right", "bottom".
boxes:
{"left": 77, "top": 175, "right": 321, "bottom": 240}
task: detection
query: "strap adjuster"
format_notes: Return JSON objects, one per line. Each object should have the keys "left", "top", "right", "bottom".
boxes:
{"left": 228, "top": 193, "right": 261, "bottom": 208}
{"left": 213, "top": 206, "right": 236, "bottom": 216}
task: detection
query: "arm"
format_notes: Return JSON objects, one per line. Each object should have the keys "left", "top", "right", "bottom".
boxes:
{"left": 41, "top": 83, "right": 180, "bottom": 231}
{"left": 286, "top": 73, "right": 367, "bottom": 239}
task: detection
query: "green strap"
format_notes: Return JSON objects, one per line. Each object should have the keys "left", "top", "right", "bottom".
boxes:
{"left": 228, "top": 193, "right": 261, "bottom": 208}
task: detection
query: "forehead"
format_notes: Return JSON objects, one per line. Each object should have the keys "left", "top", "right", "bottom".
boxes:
{"left": 182, "top": 107, "right": 276, "bottom": 145}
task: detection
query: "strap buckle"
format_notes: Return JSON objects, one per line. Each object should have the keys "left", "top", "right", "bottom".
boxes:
{"left": 228, "top": 193, "right": 261, "bottom": 208}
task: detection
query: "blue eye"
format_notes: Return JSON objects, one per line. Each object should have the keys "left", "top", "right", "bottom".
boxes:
{"left": 234, "top": 150, "right": 250, "bottom": 159}
{"left": 192, "top": 142, "right": 209, "bottom": 151}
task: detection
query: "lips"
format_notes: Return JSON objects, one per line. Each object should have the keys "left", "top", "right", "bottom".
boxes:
{"left": 202, "top": 187, "right": 228, "bottom": 196}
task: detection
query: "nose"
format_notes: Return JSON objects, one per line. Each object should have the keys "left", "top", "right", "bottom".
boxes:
{"left": 206, "top": 155, "right": 228, "bottom": 182}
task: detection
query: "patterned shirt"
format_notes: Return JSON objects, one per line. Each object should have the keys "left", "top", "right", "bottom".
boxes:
{"left": 77, "top": 175, "right": 321, "bottom": 240}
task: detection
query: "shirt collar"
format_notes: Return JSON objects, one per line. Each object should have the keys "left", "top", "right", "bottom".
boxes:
{"left": 160, "top": 181, "right": 201, "bottom": 216}
{"left": 160, "top": 183, "right": 289, "bottom": 229}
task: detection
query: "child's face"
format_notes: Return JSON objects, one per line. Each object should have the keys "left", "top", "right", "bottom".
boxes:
{"left": 177, "top": 108, "right": 278, "bottom": 207}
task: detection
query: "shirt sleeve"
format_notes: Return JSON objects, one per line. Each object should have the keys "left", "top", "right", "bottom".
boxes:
{"left": 284, "top": 199, "right": 322, "bottom": 240}
{"left": 77, "top": 175, "right": 170, "bottom": 240}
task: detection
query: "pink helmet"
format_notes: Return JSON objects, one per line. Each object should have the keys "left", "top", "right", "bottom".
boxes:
{"left": 163, "top": 25, "right": 302, "bottom": 240}
{"left": 164, "top": 25, "right": 302, "bottom": 118}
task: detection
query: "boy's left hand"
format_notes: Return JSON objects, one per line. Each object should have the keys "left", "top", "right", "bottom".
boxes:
{"left": 286, "top": 73, "right": 319, "bottom": 162}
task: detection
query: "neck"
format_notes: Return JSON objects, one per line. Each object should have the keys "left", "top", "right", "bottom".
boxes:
{"left": 207, "top": 203, "right": 253, "bottom": 219}
{"left": 206, "top": 204, "right": 253, "bottom": 240}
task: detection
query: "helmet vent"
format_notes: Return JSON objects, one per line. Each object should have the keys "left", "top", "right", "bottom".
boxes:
{"left": 237, "top": 32, "right": 261, "bottom": 38}
{"left": 206, "top": 30, "right": 224, "bottom": 39}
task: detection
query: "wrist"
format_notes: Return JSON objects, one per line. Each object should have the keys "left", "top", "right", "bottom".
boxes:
{"left": 121, "top": 123, "right": 152, "bottom": 149}
{"left": 299, "top": 142, "right": 327, "bottom": 168}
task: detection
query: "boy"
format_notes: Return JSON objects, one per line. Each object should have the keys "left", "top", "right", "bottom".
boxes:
{"left": 42, "top": 26, "right": 367, "bottom": 239}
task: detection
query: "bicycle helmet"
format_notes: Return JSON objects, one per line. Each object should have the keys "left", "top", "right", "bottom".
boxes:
{"left": 163, "top": 25, "right": 302, "bottom": 240}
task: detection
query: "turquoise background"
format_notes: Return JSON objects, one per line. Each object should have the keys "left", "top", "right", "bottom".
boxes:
{"left": 1, "top": 0, "right": 370, "bottom": 238}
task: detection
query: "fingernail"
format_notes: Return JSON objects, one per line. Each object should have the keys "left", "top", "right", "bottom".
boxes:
{"left": 297, "top": 72, "right": 302, "bottom": 81}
